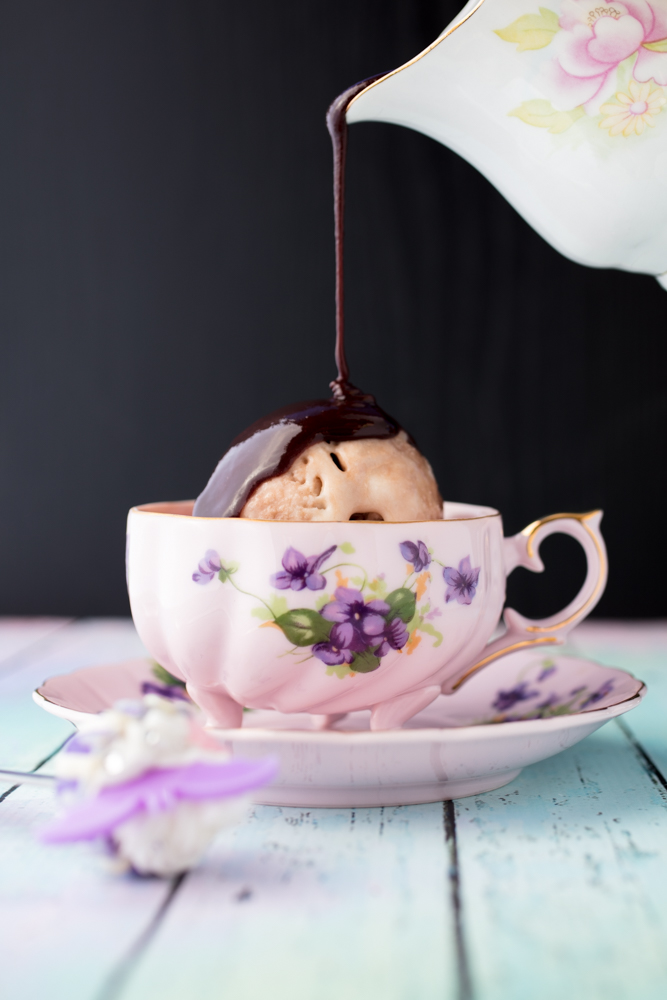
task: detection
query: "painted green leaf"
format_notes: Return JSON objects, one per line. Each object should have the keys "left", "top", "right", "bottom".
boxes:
{"left": 508, "top": 100, "right": 584, "bottom": 134}
{"left": 252, "top": 594, "right": 289, "bottom": 621}
{"left": 350, "top": 576, "right": 363, "bottom": 587}
{"left": 350, "top": 649, "right": 382, "bottom": 673}
{"left": 251, "top": 606, "right": 272, "bottom": 621}
{"left": 368, "top": 577, "right": 388, "bottom": 599}
{"left": 385, "top": 588, "right": 417, "bottom": 624}
{"left": 268, "top": 595, "right": 289, "bottom": 617}
{"left": 339, "top": 542, "right": 355, "bottom": 554}
{"left": 275, "top": 609, "right": 333, "bottom": 646}
{"left": 495, "top": 8, "right": 560, "bottom": 51}
{"left": 644, "top": 38, "right": 667, "bottom": 52}
{"left": 314, "top": 592, "right": 331, "bottom": 611}
{"left": 152, "top": 663, "right": 186, "bottom": 688}
{"left": 419, "top": 622, "right": 444, "bottom": 648}
{"left": 326, "top": 662, "right": 354, "bottom": 679}
{"left": 218, "top": 561, "right": 238, "bottom": 583}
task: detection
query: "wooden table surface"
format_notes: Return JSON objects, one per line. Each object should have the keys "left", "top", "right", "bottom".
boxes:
{"left": 0, "top": 617, "right": 665, "bottom": 1000}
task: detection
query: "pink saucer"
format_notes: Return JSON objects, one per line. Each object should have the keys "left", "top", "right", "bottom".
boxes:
{"left": 34, "top": 650, "right": 645, "bottom": 807}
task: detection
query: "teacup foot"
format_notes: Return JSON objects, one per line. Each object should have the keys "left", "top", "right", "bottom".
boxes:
{"left": 186, "top": 684, "right": 244, "bottom": 729}
{"left": 311, "top": 713, "right": 348, "bottom": 731}
{"left": 370, "top": 686, "right": 441, "bottom": 731}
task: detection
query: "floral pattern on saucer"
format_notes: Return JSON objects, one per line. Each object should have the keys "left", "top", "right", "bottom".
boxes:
{"left": 479, "top": 656, "right": 622, "bottom": 724}
{"left": 191, "top": 541, "right": 480, "bottom": 679}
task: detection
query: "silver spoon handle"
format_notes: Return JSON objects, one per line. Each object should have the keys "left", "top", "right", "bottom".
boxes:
{"left": 0, "top": 768, "right": 56, "bottom": 787}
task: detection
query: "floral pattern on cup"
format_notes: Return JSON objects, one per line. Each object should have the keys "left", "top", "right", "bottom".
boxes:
{"left": 443, "top": 557, "right": 480, "bottom": 605}
{"left": 495, "top": 2, "right": 667, "bottom": 138}
{"left": 399, "top": 540, "right": 431, "bottom": 573}
{"left": 192, "top": 550, "right": 222, "bottom": 585}
{"left": 270, "top": 546, "right": 336, "bottom": 592}
{"left": 191, "top": 541, "right": 480, "bottom": 679}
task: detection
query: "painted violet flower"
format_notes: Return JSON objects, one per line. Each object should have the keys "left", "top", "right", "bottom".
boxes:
{"left": 312, "top": 587, "right": 409, "bottom": 665}
{"left": 271, "top": 545, "right": 336, "bottom": 591}
{"left": 492, "top": 682, "right": 539, "bottom": 713}
{"left": 400, "top": 540, "right": 431, "bottom": 573}
{"left": 312, "top": 624, "right": 358, "bottom": 666}
{"left": 538, "top": 663, "right": 557, "bottom": 682}
{"left": 320, "top": 587, "right": 389, "bottom": 645}
{"left": 193, "top": 549, "right": 221, "bottom": 585}
{"left": 580, "top": 679, "right": 614, "bottom": 709}
{"left": 375, "top": 617, "right": 409, "bottom": 658}
{"left": 443, "top": 556, "right": 480, "bottom": 605}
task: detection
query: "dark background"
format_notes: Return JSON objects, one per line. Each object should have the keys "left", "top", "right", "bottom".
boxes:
{"left": 0, "top": 0, "right": 665, "bottom": 618}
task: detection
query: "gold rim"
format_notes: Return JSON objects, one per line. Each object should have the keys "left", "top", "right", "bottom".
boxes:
{"left": 346, "top": 0, "right": 488, "bottom": 114}
{"left": 130, "top": 501, "right": 502, "bottom": 524}
{"left": 452, "top": 637, "right": 560, "bottom": 690}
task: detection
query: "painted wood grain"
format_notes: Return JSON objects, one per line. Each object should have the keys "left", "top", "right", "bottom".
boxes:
{"left": 0, "top": 618, "right": 665, "bottom": 1000}
{"left": 454, "top": 721, "right": 667, "bottom": 1000}
{"left": 0, "top": 619, "right": 173, "bottom": 1000}
{"left": 0, "top": 783, "right": 176, "bottom": 1000}
{"left": 568, "top": 621, "right": 667, "bottom": 780}
{"left": 0, "top": 618, "right": 71, "bottom": 671}
{"left": 115, "top": 803, "right": 457, "bottom": 1000}
{"left": 0, "top": 618, "right": 147, "bottom": 770}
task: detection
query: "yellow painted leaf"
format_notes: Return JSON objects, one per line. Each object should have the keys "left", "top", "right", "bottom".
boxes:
{"left": 643, "top": 37, "right": 667, "bottom": 52}
{"left": 508, "top": 100, "right": 584, "bottom": 133}
{"left": 495, "top": 8, "right": 560, "bottom": 51}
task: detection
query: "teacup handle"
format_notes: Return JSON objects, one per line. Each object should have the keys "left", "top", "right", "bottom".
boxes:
{"left": 448, "top": 510, "right": 607, "bottom": 692}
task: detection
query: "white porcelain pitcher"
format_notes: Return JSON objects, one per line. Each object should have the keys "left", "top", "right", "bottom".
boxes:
{"left": 347, "top": 0, "right": 667, "bottom": 288}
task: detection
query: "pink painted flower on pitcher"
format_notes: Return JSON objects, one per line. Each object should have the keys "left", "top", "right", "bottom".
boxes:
{"left": 548, "top": 1, "right": 667, "bottom": 113}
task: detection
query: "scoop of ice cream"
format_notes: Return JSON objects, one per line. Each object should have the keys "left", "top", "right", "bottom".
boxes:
{"left": 241, "top": 430, "right": 443, "bottom": 521}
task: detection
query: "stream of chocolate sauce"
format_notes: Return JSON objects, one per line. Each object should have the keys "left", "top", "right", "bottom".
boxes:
{"left": 193, "top": 73, "right": 402, "bottom": 519}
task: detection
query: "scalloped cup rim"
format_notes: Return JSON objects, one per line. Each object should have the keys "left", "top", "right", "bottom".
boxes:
{"left": 131, "top": 499, "right": 502, "bottom": 523}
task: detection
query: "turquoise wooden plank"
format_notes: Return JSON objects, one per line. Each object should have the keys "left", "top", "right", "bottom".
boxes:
{"left": 1, "top": 618, "right": 665, "bottom": 1000}
{"left": 567, "top": 622, "right": 667, "bottom": 782}
{"left": 0, "top": 618, "right": 147, "bottom": 770}
{"left": 117, "top": 803, "right": 457, "bottom": 1000}
{"left": 0, "top": 618, "right": 71, "bottom": 670}
{"left": 0, "top": 620, "right": 176, "bottom": 1000}
{"left": 0, "top": 782, "right": 175, "bottom": 1000}
{"left": 454, "top": 722, "right": 667, "bottom": 1000}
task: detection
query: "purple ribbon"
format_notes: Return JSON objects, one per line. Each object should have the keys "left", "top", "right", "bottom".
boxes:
{"left": 41, "top": 757, "right": 278, "bottom": 843}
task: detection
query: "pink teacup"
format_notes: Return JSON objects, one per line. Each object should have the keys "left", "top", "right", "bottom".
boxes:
{"left": 126, "top": 501, "right": 607, "bottom": 730}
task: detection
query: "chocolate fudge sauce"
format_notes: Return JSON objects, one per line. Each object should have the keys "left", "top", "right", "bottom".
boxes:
{"left": 193, "top": 73, "right": 401, "bottom": 520}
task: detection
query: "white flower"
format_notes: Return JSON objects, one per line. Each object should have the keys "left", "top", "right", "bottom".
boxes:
{"left": 112, "top": 798, "right": 249, "bottom": 877}
{"left": 55, "top": 694, "right": 228, "bottom": 792}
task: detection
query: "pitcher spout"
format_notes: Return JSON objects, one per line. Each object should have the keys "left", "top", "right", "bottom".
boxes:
{"left": 346, "top": 0, "right": 667, "bottom": 282}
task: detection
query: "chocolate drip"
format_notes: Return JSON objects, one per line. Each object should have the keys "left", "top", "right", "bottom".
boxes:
{"left": 193, "top": 73, "right": 401, "bottom": 520}
{"left": 193, "top": 386, "right": 402, "bottom": 518}
{"left": 326, "top": 74, "right": 385, "bottom": 396}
